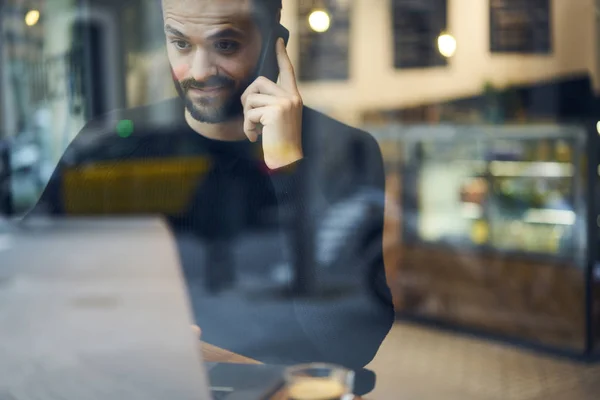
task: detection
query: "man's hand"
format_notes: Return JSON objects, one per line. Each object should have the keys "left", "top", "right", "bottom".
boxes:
{"left": 241, "top": 38, "right": 303, "bottom": 170}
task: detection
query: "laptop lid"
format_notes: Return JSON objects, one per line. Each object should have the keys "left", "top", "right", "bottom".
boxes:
{"left": 0, "top": 217, "right": 212, "bottom": 400}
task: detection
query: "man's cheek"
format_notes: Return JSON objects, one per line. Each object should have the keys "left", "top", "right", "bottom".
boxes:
{"left": 171, "top": 64, "right": 190, "bottom": 81}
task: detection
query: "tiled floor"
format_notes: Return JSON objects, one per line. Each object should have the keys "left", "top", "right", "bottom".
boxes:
{"left": 367, "top": 322, "right": 600, "bottom": 400}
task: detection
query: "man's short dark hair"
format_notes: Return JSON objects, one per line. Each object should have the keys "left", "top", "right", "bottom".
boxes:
{"left": 159, "top": 0, "right": 282, "bottom": 16}
{"left": 261, "top": 0, "right": 282, "bottom": 8}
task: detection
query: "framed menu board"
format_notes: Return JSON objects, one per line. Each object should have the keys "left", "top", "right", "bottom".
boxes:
{"left": 297, "top": 0, "right": 351, "bottom": 82}
{"left": 391, "top": 0, "right": 448, "bottom": 69}
{"left": 490, "top": 0, "right": 552, "bottom": 53}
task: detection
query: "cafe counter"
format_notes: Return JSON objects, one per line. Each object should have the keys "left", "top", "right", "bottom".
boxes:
{"left": 370, "top": 123, "right": 600, "bottom": 355}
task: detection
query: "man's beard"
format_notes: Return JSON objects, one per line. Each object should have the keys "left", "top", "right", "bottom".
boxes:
{"left": 172, "top": 73, "right": 251, "bottom": 124}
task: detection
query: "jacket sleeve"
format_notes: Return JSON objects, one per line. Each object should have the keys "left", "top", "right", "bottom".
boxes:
{"left": 268, "top": 133, "right": 394, "bottom": 389}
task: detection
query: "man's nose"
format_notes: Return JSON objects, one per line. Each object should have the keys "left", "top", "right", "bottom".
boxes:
{"left": 190, "top": 49, "right": 217, "bottom": 82}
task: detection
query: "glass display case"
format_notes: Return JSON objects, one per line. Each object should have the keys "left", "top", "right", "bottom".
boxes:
{"left": 368, "top": 124, "right": 592, "bottom": 353}
{"left": 405, "top": 128, "right": 586, "bottom": 261}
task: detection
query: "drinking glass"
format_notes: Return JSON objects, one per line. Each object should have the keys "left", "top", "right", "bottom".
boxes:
{"left": 284, "top": 363, "right": 354, "bottom": 400}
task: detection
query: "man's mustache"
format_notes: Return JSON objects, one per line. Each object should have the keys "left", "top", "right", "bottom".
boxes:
{"left": 180, "top": 76, "right": 235, "bottom": 91}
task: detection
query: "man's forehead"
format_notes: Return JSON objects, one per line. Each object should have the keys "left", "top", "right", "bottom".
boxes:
{"left": 162, "top": 0, "right": 254, "bottom": 19}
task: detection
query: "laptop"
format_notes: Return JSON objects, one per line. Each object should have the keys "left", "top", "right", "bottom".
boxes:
{"left": 0, "top": 216, "right": 282, "bottom": 400}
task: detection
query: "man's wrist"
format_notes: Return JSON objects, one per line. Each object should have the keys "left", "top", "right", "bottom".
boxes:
{"left": 264, "top": 144, "right": 304, "bottom": 170}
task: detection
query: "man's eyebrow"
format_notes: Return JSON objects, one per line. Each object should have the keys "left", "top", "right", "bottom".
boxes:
{"left": 206, "top": 28, "right": 246, "bottom": 40}
{"left": 164, "top": 24, "right": 188, "bottom": 38}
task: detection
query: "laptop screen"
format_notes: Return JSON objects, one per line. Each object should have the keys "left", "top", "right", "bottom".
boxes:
{"left": 0, "top": 218, "right": 213, "bottom": 400}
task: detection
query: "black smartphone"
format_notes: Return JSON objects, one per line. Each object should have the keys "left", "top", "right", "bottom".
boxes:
{"left": 256, "top": 24, "right": 290, "bottom": 83}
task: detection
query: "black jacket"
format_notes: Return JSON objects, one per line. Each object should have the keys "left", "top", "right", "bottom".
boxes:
{"left": 31, "top": 97, "right": 394, "bottom": 394}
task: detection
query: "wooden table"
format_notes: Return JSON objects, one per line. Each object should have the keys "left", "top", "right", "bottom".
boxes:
{"left": 201, "top": 341, "right": 261, "bottom": 365}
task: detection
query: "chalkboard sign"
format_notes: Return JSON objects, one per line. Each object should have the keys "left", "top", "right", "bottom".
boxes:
{"left": 298, "top": 0, "right": 351, "bottom": 82}
{"left": 490, "top": 0, "right": 552, "bottom": 53}
{"left": 391, "top": 0, "right": 448, "bottom": 69}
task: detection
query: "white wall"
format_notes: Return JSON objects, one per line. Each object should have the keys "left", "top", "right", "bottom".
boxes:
{"left": 281, "top": 0, "right": 599, "bottom": 125}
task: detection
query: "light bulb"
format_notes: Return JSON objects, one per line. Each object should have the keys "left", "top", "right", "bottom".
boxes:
{"left": 437, "top": 33, "right": 457, "bottom": 58}
{"left": 308, "top": 10, "right": 330, "bottom": 33}
{"left": 25, "top": 10, "right": 40, "bottom": 27}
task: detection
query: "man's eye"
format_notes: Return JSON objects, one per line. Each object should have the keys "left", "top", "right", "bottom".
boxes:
{"left": 172, "top": 40, "right": 190, "bottom": 50}
{"left": 214, "top": 40, "right": 239, "bottom": 53}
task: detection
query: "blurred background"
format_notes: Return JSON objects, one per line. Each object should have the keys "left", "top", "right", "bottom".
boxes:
{"left": 4, "top": 0, "right": 600, "bottom": 398}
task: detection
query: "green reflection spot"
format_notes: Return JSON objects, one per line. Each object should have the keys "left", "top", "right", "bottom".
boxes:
{"left": 117, "top": 119, "right": 134, "bottom": 138}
